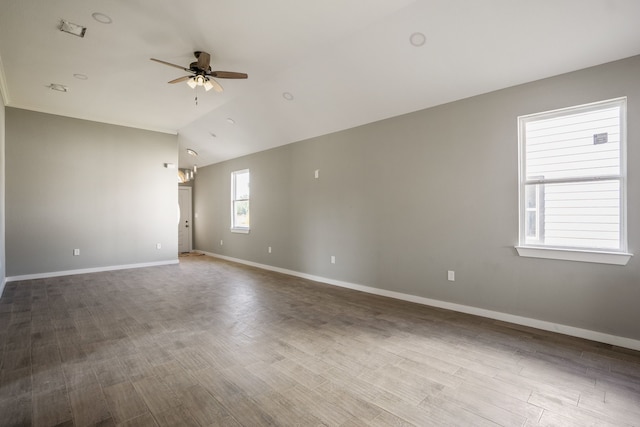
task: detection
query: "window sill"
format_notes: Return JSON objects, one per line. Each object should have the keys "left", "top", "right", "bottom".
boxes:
{"left": 231, "top": 228, "right": 250, "bottom": 234}
{"left": 515, "top": 246, "right": 632, "bottom": 266}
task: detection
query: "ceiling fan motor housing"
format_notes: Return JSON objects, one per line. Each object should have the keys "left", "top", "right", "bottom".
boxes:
{"left": 189, "top": 62, "right": 210, "bottom": 73}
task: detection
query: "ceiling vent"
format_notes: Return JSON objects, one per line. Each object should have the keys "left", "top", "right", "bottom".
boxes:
{"left": 59, "top": 20, "right": 87, "bottom": 37}
{"left": 48, "top": 83, "right": 68, "bottom": 92}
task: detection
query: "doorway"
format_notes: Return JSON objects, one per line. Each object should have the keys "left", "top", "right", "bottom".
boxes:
{"left": 178, "top": 187, "right": 192, "bottom": 253}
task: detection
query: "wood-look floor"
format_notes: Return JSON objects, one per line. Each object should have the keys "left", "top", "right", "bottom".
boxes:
{"left": 1, "top": 255, "right": 640, "bottom": 426}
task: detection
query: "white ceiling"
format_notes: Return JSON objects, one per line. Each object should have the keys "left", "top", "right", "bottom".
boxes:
{"left": 1, "top": 1, "right": 639, "bottom": 169}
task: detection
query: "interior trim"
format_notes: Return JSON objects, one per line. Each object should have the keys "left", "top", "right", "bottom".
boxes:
{"left": 198, "top": 250, "right": 640, "bottom": 352}
{"left": 5, "top": 259, "right": 179, "bottom": 283}
{"left": 230, "top": 228, "right": 250, "bottom": 234}
{"left": 0, "top": 53, "right": 9, "bottom": 105}
{"left": 516, "top": 246, "right": 632, "bottom": 265}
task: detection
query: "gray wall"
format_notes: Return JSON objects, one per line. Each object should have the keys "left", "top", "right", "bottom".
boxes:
{"left": 194, "top": 55, "right": 640, "bottom": 341}
{"left": 5, "top": 108, "right": 178, "bottom": 277}
{"left": 0, "top": 96, "right": 5, "bottom": 288}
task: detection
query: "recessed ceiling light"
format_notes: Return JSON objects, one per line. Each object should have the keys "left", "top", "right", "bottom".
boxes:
{"left": 59, "top": 20, "right": 87, "bottom": 38}
{"left": 409, "top": 32, "right": 426, "bottom": 47}
{"left": 73, "top": 73, "right": 88, "bottom": 80}
{"left": 92, "top": 12, "right": 112, "bottom": 24}
{"left": 282, "top": 92, "right": 294, "bottom": 101}
{"left": 48, "top": 83, "right": 68, "bottom": 92}
{"left": 226, "top": 118, "right": 235, "bottom": 124}
{"left": 186, "top": 148, "right": 198, "bottom": 156}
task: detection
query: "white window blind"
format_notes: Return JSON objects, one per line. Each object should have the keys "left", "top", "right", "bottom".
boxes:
{"left": 519, "top": 98, "right": 627, "bottom": 253}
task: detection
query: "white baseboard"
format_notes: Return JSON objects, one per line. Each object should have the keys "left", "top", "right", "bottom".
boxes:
{"left": 5, "top": 259, "right": 179, "bottom": 282}
{"left": 197, "top": 250, "right": 640, "bottom": 352}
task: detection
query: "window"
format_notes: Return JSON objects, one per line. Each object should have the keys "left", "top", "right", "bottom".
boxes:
{"left": 231, "top": 169, "right": 250, "bottom": 232}
{"left": 524, "top": 176, "right": 545, "bottom": 243}
{"left": 517, "top": 98, "right": 632, "bottom": 265}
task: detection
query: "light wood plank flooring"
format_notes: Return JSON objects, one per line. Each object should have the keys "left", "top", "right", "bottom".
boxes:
{"left": 1, "top": 255, "right": 640, "bottom": 426}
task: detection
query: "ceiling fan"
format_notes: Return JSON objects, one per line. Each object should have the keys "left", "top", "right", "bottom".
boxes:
{"left": 150, "top": 51, "right": 247, "bottom": 92}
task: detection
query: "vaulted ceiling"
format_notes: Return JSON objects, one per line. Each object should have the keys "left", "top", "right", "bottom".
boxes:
{"left": 1, "top": 1, "right": 639, "bottom": 168}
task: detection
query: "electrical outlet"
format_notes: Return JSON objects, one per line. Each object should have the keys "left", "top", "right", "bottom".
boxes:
{"left": 220, "top": 240, "right": 223, "bottom": 246}
{"left": 268, "top": 246, "right": 272, "bottom": 253}
{"left": 73, "top": 249, "right": 80, "bottom": 256}
{"left": 331, "top": 255, "right": 336, "bottom": 264}
{"left": 315, "top": 169, "right": 320, "bottom": 179}
{"left": 448, "top": 270, "right": 455, "bottom": 281}
{"left": 156, "top": 243, "right": 162, "bottom": 250}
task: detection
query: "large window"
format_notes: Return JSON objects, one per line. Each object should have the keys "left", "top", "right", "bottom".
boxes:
{"left": 517, "top": 98, "right": 631, "bottom": 265}
{"left": 231, "top": 169, "right": 250, "bottom": 232}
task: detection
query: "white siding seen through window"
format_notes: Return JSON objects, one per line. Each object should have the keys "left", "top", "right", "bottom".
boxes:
{"left": 517, "top": 98, "right": 631, "bottom": 264}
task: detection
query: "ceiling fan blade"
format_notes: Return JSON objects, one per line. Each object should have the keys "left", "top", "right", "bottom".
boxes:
{"left": 150, "top": 58, "right": 189, "bottom": 71}
{"left": 168, "top": 76, "right": 192, "bottom": 84}
{"left": 209, "top": 78, "right": 224, "bottom": 93}
{"left": 210, "top": 71, "right": 248, "bottom": 79}
{"left": 195, "top": 51, "right": 211, "bottom": 71}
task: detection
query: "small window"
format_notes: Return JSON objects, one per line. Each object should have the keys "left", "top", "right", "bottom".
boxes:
{"left": 231, "top": 169, "right": 250, "bottom": 232}
{"left": 517, "top": 98, "right": 631, "bottom": 265}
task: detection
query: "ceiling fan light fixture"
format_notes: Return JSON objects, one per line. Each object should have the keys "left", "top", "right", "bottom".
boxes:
{"left": 151, "top": 51, "right": 246, "bottom": 95}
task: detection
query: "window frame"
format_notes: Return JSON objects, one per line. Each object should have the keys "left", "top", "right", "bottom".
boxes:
{"left": 231, "top": 169, "right": 250, "bottom": 233}
{"left": 516, "top": 97, "right": 632, "bottom": 265}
